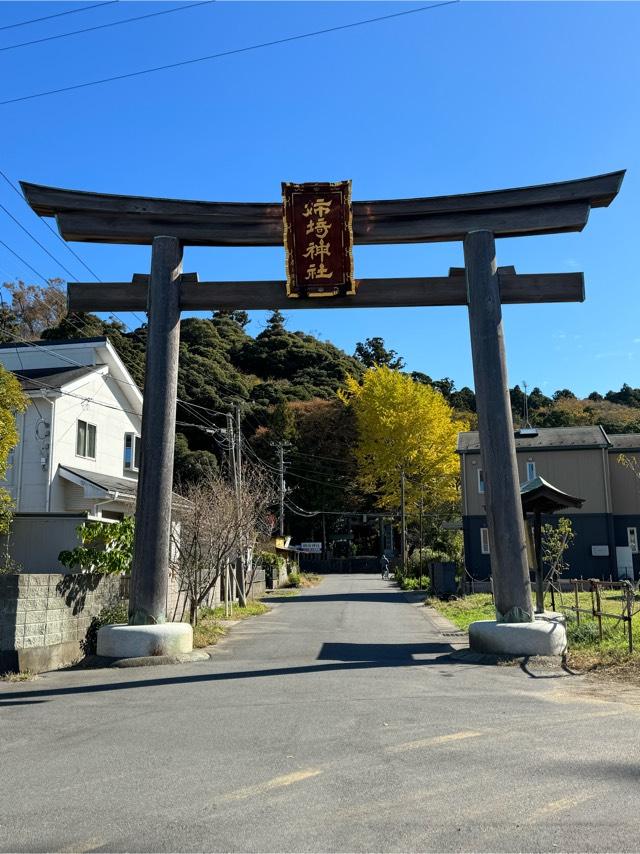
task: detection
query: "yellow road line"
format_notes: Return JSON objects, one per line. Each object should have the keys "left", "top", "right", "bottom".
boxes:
{"left": 528, "top": 793, "right": 594, "bottom": 822}
{"left": 387, "top": 730, "right": 484, "bottom": 753}
{"left": 220, "top": 768, "right": 323, "bottom": 802}
{"left": 58, "top": 837, "right": 105, "bottom": 853}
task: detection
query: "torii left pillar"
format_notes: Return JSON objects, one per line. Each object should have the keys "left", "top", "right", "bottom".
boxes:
{"left": 130, "top": 236, "right": 182, "bottom": 625}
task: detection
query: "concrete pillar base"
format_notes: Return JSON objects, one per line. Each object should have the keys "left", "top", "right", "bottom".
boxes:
{"left": 97, "top": 623, "right": 193, "bottom": 658}
{"left": 469, "top": 618, "right": 566, "bottom": 656}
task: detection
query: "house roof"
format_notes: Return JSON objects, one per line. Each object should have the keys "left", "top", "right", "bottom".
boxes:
{"left": 58, "top": 465, "right": 190, "bottom": 509}
{"left": 607, "top": 434, "right": 640, "bottom": 451}
{"left": 457, "top": 425, "right": 611, "bottom": 453}
{"left": 59, "top": 465, "right": 138, "bottom": 500}
{"left": 12, "top": 366, "right": 98, "bottom": 392}
{"left": 0, "top": 336, "right": 108, "bottom": 350}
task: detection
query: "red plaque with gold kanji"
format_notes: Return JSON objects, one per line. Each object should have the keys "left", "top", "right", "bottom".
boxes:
{"left": 282, "top": 180, "right": 355, "bottom": 298}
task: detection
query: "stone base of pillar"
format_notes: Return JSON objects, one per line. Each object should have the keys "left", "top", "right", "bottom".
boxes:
{"left": 97, "top": 623, "right": 193, "bottom": 658}
{"left": 469, "top": 615, "right": 567, "bottom": 656}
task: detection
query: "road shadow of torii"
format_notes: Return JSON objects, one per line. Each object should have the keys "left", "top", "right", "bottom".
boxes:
{"left": 0, "top": 641, "right": 477, "bottom": 706}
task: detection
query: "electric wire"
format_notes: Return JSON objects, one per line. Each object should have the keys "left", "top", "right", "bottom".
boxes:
{"left": 0, "top": 201, "right": 79, "bottom": 280}
{"left": 0, "top": 239, "right": 49, "bottom": 284}
{"left": 0, "top": 1, "right": 458, "bottom": 106}
{"left": 0, "top": 168, "right": 147, "bottom": 328}
{"left": 0, "top": 2, "right": 118, "bottom": 32}
{"left": 0, "top": 1, "right": 214, "bottom": 54}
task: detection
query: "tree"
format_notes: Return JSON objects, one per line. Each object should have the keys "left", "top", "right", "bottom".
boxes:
{"left": 542, "top": 517, "right": 575, "bottom": 581}
{"left": 0, "top": 365, "right": 27, "bottom": 535}
{"left": 354, "top": 337, "right": 404, "bottom": 370}
{"left": 339, "top": 366, "right": 467, "bottom": 515}
{"left": 2, "top": 279, "right": 67, "bottom": 340}
{"left": 170, "top": 467, "right": 275, "bottom": 625}
{"left": 553, "top": 388, "right": 577, "bottom": 402}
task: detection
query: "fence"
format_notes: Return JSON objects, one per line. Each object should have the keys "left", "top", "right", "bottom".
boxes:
{"left": 548, "top": 577, "right": 640, "bottom": 653}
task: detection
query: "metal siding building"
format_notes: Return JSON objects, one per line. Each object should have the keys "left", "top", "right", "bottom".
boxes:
{"left": 458, "top": 427, "right": 640, "bottom": 581}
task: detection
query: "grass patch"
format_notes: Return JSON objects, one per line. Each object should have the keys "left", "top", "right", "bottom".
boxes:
{"left": 1, "top": 670, "right": 39, "bottom": 682}
{"left": 299, "top": 572, "right": 322, "bottom": 588}
{"left": 426, "top": 593, "right": 496, "bottom": 631}
{"left": 192, "top": 601, "right": 270, "bottom": 649}
{"left": 263, "top": 587, "right": 299, "bottom": 598}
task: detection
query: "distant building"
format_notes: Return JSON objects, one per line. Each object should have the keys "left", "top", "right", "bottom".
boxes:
{"left": 457, "top": 426, "right": 640, "bottom": 581}
{"left": 0, "top": 337, "right": 142, "bottom": 571}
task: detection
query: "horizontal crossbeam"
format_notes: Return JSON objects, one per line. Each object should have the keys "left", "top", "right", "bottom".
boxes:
{"left": 68, "top": 272, "right": 584, "bottom": 312}
{"left": 22, "top": 171, "right": 624, "bottom": 247}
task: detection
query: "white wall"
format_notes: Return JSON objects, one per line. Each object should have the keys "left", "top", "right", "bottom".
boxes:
{"left": 1, "top": 342, "right": 142, "bottom": 514}
{"left": 48, "top": 371, "right": 142, "bottom": 512}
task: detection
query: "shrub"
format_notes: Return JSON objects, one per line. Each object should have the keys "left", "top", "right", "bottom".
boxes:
{"left": 288, "top": 572, "right": 302, "bottom": 588}
{"left": 82, "top": 602, "right": 128, "bottom": 656}
{"left": 400, "top": 576, "right": 431, "bottom": 592}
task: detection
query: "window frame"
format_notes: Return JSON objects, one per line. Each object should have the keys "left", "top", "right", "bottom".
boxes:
{"left": 526, "top": 461, "right": 537, "bottom": 481}
{"left": 76, "top": 419, "right": 97, "bottom": 460}
{"left": 124, "top": 432, "right": 141, "bottom": 472}
{"left": 477, "top": 468, "right": 485, "bottom": 494}
{"left": 480, "top": 527, "right": 490, "bottom": 555}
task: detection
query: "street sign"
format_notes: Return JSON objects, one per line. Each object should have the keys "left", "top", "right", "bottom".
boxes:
{"left": 299, "top": 542, "right": 322, "bottom": 552}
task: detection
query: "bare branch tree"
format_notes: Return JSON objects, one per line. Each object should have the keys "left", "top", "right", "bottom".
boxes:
{"left": 170, "top": 466, "right": 276, "bottom": 625}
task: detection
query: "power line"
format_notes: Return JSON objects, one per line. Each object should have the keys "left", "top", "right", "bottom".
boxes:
{"left": 0, "top": 168, "right": 147, "bottom": 328}
{"left": 0, "top": 2, "right": 118, "bottom": 32}
{"left": 0, "top": 202, "right": 78, "bottom": 280}
{"left": 0, "top": 1, "right": 215, "bottom": 54}
{"left": 0, "top": 239, "right": 49, "bottom": 284}
{"left": 0, "top": 1, "right": 458, "bottom": 106}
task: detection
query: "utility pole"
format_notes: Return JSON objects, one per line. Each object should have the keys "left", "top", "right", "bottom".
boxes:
{"left": 279, "top": 442, "right": 285, "bottom": 539}
{"left": 227, "top": 411, "right": 246, "bottom": 607}
{"left": 400, "top": 469, "right": 407, "bottom": 574}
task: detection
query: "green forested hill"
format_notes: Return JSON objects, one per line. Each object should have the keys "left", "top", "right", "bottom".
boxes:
{"left": 5, "top": 279, "right": 640, "bottom": 541}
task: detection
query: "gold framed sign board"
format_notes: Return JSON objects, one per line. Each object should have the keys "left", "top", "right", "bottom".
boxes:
{"left": 282, "top": 180, "right": 356, "bottom": 298}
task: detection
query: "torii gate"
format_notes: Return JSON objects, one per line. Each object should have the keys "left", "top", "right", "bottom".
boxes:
{"left": 21, "top": 171, "right": 624, "bottom": 650}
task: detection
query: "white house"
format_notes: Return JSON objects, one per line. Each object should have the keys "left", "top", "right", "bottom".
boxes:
{"left": 0, "top": 337, "right": 143, "bottom": 570}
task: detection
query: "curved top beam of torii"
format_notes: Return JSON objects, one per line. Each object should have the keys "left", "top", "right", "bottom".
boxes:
{"left": 20, "top": 170, "right": 624, "bottom": 247}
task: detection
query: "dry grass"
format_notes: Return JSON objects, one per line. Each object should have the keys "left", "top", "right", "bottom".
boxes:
{"left": 192, "top": 601, "right": 270, "bottom": 649}
{"left": 1, "top": 669, "right": 39, "bottom": 682}
{"left": 299, "top": 572, "right": 322, "bottom": 588}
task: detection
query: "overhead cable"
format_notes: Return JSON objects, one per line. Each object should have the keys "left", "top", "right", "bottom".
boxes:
{"left": 0, "top": 1, "right": 458, "bottom": 105}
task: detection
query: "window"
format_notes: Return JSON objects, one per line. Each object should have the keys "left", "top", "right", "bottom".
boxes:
{"left": 480, "top": 527, "right": 490, "bottom": 554}
{"left": 526, "top": 461, "right": 537, "bottom": 481}
{"left": 76, "top": 420, "right": 96, "bottom": 459}
{"left": 627, "top": 527, "right": 638, "bottom": 554}
{"left": 124, "top": 433, "right": 141, "bottom": 471}
{"left": 477, "top": 469, "right": 485, "bottom": 494}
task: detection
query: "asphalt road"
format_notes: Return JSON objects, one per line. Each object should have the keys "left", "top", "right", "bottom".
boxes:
{"left": 2, "top": 574, "right": 640, "bottom": 853}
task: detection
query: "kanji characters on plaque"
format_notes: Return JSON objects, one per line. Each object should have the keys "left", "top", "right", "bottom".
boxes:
{"left": 282, "top": 181, "right": 355, "bottom": 298}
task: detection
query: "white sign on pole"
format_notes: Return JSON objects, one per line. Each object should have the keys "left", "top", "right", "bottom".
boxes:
{"left": 299, "top": 542, "right": 322, "bottom": 553}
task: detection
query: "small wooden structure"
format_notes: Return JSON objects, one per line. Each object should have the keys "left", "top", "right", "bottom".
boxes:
{"left": 20, "top": 171, "right": 624, "bottom": 626}
{"left": 520, "top": 475, "right": 584, "bottom": 613}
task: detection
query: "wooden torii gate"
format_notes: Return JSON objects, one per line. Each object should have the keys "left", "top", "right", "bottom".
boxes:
{"left": 21, "top": 171, "right": 624, "bottom": 626}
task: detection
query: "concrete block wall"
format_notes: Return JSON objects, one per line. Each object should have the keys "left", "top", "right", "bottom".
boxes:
{"left": 0, "top": 573, "right": 127, "bottom": 672}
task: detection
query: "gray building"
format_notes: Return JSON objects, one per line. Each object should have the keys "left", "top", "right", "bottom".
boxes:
{"left": 458, "top": 426, "right": 640, "bottom": 581}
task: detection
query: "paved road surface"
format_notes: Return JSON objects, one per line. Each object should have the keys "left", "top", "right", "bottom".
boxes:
{"left": 2, "top": 574, "right": 640, "bottom": 853}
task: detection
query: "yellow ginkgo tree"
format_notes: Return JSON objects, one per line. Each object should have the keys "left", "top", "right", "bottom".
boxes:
{"left": 339, "top": 366, "right": 467, "bottom": 516}
{"left": 0, "top": 364, "right": 27, "bottom": 535}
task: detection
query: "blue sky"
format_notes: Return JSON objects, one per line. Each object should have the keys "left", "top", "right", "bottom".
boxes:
{"left": 1, "top": 0, "right": 638, "bottom": 397}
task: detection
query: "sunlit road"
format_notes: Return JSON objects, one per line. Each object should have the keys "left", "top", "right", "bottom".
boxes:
{"left": 2, "top": 574, "right": 639, "bottom": 853}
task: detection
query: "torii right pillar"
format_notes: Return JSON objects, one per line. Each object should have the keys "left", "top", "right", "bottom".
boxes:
{"left": 464, "top": 230, "right": 565, "bottom": 655}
